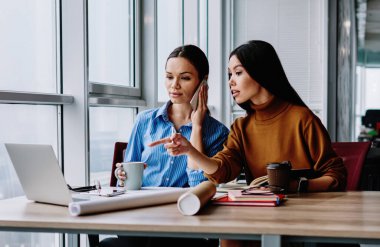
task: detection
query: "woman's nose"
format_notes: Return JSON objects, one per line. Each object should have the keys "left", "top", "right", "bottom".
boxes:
{"left": 171, "top": 78, "right": 180, "bottom": 89}
{"left": 228, "top": 78, "right": 235, "bottom": 87}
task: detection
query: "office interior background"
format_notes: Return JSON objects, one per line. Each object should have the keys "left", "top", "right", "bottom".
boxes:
{"left": 1, "top": 0, "right": 379, "bottom": 246}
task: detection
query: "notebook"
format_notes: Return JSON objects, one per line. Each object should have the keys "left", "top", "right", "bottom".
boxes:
{"left": 5, "top": 143, "right": 90, "bottom": 206}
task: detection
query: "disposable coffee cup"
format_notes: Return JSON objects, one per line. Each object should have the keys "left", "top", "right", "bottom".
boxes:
{"left": 120, "top": 162, "right": 146, "bottom": 190}
{"left": 266, "top": 161, "right": 292, "bottom": 194}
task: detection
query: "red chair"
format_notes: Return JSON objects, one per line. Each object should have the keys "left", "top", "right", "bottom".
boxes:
{"left": 109, "top": 142, "right": 128, "bottom": 186}
{"left": 332, "top": 142, "right": 371, "bottom": 191}
{"left": 88, "top": 142, "right": 127, "bottom": 247}
{"left": 315, "top": 142, "right": 371, "bottom": 247}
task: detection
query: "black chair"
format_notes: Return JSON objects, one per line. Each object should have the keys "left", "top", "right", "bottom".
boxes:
{"left": 361, "top": 109, "right": 380, "bottom": 129}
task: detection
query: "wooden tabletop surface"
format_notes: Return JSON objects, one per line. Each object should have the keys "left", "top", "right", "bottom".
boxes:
{"left": 1, "top": 191, "right": 380, "bottom": 240}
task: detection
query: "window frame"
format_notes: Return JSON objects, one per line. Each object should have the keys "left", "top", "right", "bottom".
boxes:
{"left": 87, "top": 0, "right": 144, "bottom": 106}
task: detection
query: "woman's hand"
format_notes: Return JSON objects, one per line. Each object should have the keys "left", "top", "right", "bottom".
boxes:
{"left": 149, "top": 133, "right": 193, "bottom": 156}
{"left": 114, "top": 163, "right": 126, "bottom": 187}
{"left": 191, "top": 84, "right": 208, "bottom": 128}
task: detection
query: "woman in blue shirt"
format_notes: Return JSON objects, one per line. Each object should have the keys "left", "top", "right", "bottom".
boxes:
{"left": 101, "top": 45, "right": 228, "bottom": 247}
{"left": 115, "top": 44, "right": 229, "bottom": 188}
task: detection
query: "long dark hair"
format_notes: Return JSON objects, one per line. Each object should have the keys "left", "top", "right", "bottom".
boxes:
{"left": 166, "top": 45, "right": 209, "bottom": 82}
{"left": 229, "top": 40, "right": 306, "bottom": 113}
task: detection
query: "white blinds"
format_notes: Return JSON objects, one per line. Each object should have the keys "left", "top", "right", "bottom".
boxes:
{"left": 232, "top": 0, "right": 327, "bottom": 124}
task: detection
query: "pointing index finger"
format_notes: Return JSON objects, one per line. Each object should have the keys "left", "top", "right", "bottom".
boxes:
{"left": 148, "top": 137, "right": 172, "bottom": 147}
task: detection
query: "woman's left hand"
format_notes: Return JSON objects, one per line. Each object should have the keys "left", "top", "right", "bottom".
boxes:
{"left": 191, "top": 84, "right": 208, "bottom": 128}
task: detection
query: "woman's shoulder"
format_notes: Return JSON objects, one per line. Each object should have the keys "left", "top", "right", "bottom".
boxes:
{"left": 232, "top": 113, "right": 251, "bottom": 124}
{"left": 205, "top": 115, "right": 229, "bottom": 131}
{"left": 135, "top": 107, "right": 161, "bottom": 122}
{"left": 206, "top": 115, "right": 227, "bottom": 126}
{"left": 288, "top": 104, "right": 321, "bottom": 124}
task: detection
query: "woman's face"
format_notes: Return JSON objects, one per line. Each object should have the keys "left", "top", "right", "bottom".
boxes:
{"left": 228, "top": 55, "right": 269, "bottom": 105}
{"left": 165, "top": 57, "right": 200, "bottom": 104}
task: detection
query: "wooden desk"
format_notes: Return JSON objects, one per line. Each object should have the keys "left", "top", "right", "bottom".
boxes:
{"left": 1, "top": 191, "right": 380, "bottom": 247}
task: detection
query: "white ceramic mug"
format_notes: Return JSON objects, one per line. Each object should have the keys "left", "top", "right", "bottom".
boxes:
{"left": 120, "top": 162, "right": 146, "bottom": 190}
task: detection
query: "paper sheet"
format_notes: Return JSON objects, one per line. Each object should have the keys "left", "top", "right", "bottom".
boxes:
{"left": 69, "top": 187, "right": 189, "bottom": 216}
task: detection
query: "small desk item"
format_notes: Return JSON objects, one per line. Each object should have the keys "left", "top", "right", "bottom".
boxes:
{"left": 212, "top": 187, "right": 285, "bottom": 207}
{"left": 212, "top": 195, "right": 279, "bottom": 207}
{"left": 228, "top": 189, "right": 285, "bottom": 203}
{"left": 85, "top": 188, "right": 126, "bottom": 197}
{"left": 177, "top": 181, "right": 216, "bottom": 216}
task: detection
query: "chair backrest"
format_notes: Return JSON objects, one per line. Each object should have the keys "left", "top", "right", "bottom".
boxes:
{"left": 109, "top": 142, "right": 128, "bottom": 187}
{"left": 331, "top": 142, "right": 371, "bottom": 191}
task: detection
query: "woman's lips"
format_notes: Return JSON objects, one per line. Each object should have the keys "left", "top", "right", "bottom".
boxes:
{"left": 170, "top": 92, "right": 182, "bottom": 98}
{"left": 231, "top": 90, "right": 239, "bottom": 97}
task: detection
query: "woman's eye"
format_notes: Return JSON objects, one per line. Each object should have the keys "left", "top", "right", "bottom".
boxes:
{"left": 166, "top": 76, "right": 173, "bottom": 80}
{"left": 228, "top": 73, "right": 232, "bottom": 79}
{"left": 236, "top": 71, "right": 242, "bottom": 76}
{"left": 181, "top": 77, "right": 191, "bottom": 81}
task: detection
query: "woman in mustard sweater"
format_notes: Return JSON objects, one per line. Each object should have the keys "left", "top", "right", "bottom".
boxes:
{"left": 150, "top": 40, "right": 347, "bottom": 246}
{"left": 150, "top": 40, "right": 346, "bottom": 191}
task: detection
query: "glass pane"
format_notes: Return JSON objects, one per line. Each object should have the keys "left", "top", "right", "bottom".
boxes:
{"left": 0, "top": 104, "right": 58, "bottom": 246}
{"left": 89, "top": 107, "right": 135, "bottom": 186}
{"left": 0, "top": 0, "right": 57, "bottom": 93}
{"left": 157, "top": 0, "right": 182, "bottom": 102}
{"left": 364, "top": 68, "right": 380, "bottom": 109}
{"left": 88, "top": 0, "right": 134, "bottom": 86}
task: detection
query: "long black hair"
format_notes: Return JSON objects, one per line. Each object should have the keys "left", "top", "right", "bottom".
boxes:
{"left": 166, "top": 44, "right": 209, "bottom": 82}
{"left": 229, "top": 40, "right": 306, "bottom": 113}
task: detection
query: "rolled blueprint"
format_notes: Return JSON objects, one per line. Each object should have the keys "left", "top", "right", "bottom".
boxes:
{"left": 177, "top": 181, "right": 216, "bottom": 216}
{"left": 69, "top": 188, "right": 189, "bottom": 216}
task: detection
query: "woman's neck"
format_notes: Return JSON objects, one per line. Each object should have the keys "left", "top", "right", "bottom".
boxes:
{"left": 168, "top": 103, "right": 193, "bottom": 128}
{"left": 250, "top": 89, "right": 273, "bottom": 105}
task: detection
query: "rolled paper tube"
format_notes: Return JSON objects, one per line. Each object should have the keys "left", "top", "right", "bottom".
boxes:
{"left": 69, "top": 188, "right": 189, "bottom": 216}
{"left": 177, "top": 181, "right": 216, "bottom": 216}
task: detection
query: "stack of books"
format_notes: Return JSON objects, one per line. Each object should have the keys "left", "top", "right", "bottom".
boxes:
{"left": 212, "top": 187, "right": 285, "bottom": 207}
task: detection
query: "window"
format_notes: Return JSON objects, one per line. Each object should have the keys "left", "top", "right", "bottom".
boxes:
{"left": 156, "top": 0, "right": 209, "bottom": 103}
{"left": 355, "top": 67, "right": 380, "bottom": 138}
{"left": 0, "top": 0, "right": 58, "bottom": 92}
{"left": 89, "top": 107, "right": 135, "bottom": 186}
{"left": 0, "top": 1, "right": 68, "bottom": 246}
{"left": 0, "top": 105, "right": 58, "bottom": 246}
{"left": 88, "top": 0, "right": 135, "bottom": 87}
{"left": 157, "top": 0, "right": 182, "bottom": 102}
{"left": 87, "top": 0, "right": 142, "bottom": 188}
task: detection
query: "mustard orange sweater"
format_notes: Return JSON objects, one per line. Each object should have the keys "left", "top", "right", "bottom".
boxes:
{"left": 206, "top": 97, "right": 347, "bottom": 191}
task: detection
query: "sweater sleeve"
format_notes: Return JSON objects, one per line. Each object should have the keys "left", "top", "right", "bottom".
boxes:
{"left": 305, "top": 117, "right": 347, "bottom": 191}
{"left": 205, "top": 121, "right": 245, "bottom": 184}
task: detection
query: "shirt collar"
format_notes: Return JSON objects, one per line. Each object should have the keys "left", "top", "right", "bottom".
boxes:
{"left": 154, "top": 100, "right": 210, "bottom": 127}
{"left": 155, "top": 101, "right": 172, "bottom": 122}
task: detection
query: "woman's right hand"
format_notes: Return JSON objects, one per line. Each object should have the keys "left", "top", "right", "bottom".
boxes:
{"left": 191, "top": 84, "right": 208, "bottom": 128}
{"left": 149, "top": 133, "right": 193, "bottom": 156}
{"left": 114, "top": 163, "right": 126, "bottom": 187}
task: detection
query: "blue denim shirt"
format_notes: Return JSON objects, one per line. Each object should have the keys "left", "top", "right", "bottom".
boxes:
{"left": 123, "top": 101, "right": 229, "bottom": 187}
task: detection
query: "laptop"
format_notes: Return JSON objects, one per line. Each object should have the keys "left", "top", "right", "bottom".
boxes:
{"left": 5, "top": 143, "right": 90, "bottom": 206}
